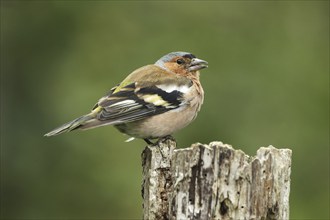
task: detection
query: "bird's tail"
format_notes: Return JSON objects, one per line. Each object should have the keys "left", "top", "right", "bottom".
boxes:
{"left": 44, "top": 113, "right": 95, "bottom": 137}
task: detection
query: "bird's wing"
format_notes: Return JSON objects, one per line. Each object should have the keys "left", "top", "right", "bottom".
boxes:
{"left": 92, "top": 65, "right": 193, "bottom": 124}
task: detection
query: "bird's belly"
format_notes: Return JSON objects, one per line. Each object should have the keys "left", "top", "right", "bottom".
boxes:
{"left": 115, "top": 106, "right": 199, "bottom": 139}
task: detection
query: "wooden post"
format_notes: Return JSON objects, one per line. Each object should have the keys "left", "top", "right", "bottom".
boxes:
{"left": 141, "top": 138, "right": 292, "bottom": 220}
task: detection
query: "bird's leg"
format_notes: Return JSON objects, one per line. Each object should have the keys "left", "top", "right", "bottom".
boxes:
{"left": 144, "top": 138, "right": 155, "bottom": 145}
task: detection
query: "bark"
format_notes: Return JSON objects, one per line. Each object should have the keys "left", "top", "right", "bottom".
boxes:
{"left": 142, "top": 137, "right": 292, "bottom": 220}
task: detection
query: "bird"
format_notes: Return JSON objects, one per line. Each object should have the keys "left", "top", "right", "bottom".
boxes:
{"left": 44, "top": 51, "right": 208, "bottom": 144}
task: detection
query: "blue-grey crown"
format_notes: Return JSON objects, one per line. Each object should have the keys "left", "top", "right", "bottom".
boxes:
{"left": 155, "top": 51, "right": 196, "bottom": 69}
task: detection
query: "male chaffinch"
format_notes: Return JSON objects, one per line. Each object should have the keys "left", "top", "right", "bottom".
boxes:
{"left": 45, "top": 51, "right": 208, "bottom": 144}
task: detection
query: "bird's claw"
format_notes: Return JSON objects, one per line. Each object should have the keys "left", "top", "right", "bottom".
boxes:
{"left": 144, "top": 136, "right": 176, "bottom": 158}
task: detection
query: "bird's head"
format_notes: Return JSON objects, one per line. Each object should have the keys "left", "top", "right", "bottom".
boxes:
{"left": 155, "top": 51, "right": 208, "bottom": 75}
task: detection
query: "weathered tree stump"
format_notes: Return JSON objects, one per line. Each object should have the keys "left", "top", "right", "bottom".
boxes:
{"left": 142, "top": 138, "right": 292, "bottom": 220}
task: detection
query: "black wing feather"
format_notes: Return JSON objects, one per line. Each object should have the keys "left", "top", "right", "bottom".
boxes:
{"left": 137, "top": 86, "right": 182, "bottom": 106}
{"left": 95, "top": 82, "right": 185, "bottom": 124}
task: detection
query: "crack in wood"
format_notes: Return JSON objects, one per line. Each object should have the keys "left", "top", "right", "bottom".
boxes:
{"left": 142, "top": 140, "right": 292, "bottom": 220}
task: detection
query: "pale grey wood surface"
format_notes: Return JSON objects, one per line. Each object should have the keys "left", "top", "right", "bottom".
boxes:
{"left": 142, "top": 138, "right": 292, "bottom": 220}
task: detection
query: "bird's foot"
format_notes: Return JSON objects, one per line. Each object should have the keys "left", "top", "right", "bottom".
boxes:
{"left": 143, "top": 135, "right": 175, "bottom": 145}
{"left": 143, "top": 136, "right": 176, "bottom": 158}
{"left": 159, "top": 135, "right": 176, "bottom": 143}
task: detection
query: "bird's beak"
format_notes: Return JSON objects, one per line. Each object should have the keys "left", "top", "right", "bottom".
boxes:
{"left": 188, "top": 58, "right": 209, "bottom": 72}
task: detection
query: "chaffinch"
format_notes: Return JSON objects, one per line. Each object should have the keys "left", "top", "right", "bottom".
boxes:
{"left": 45, "top": 51, "right": 208, "bottom": 144}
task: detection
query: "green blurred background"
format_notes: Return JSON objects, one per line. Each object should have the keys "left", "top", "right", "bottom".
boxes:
{"left": 1, "top": 1, "right": 329, "bottom": 219}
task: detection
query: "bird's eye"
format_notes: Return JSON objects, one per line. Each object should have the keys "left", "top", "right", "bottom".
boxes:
{"left": 176, "top": 59, "right": 185, "bottom": 65}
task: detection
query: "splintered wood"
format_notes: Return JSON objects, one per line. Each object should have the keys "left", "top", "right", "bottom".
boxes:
{"left": 142, "top": 138, "right": 292, "bottom": 220}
